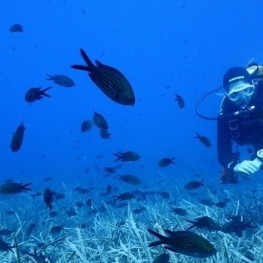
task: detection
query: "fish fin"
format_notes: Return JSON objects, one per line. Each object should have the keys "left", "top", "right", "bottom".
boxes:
{"left": 41, "top": 87, "right": 52, "bottom": 98}
{"left": 80, "top": 48, "right": 95, "bottom": 68}
{"left": 148, "top": 241, "right": 164, "bottom": 247}
{"left": 46, "top": 74, "right": 54, "bottom": 80}
{"left": 71, "top": 64, "right": 90, "bottom": 71}
{"left": 147, "top": 229, "right": 166, "bottom": 241}
{"left": 195, "top": 133, "right": 200, "bottom": 138}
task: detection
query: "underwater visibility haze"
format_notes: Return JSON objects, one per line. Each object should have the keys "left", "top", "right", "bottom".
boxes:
{"left": 1, "top": 0, "right": 263, "bottom": 262}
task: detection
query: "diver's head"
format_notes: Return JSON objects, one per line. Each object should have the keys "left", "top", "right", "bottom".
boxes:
{"left": 223, "top": 67, "right": 255, "bottom": 106}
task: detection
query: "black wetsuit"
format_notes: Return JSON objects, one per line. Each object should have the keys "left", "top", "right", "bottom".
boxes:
{"left": 217, "top": 80, "right": 263, "bottom": 171}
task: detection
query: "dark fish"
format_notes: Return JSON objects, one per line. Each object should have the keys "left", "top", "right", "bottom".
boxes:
{"left": 186, "top": 216, "right": 221, "bottom": 231}
{"left": 175, "top": 94, "right": 185, "bottom": 108}
{"left": 159, "top": 191, "right": 170, "bottom": 199}
{"left": 199, "top": 198, "right": 215, "bottom": 206}
{"left": 132, "top": 207, "right": 146, "bottom": 214}
{"left": 114, "top": 151, "right": 140, "bottom": 162}
{"left": 43, "top": 188, "right": 53, "bottom": 210}
{"left": 25, "top": 87, "right": 51, "bottom": 103}
{"left": 170, "top": 207, "right": 187, "bottom": 216}
{"left": 74, "top": 186, "right": 91, "bottom": 194}
{"left": 0, "top": 182, "right": 31, "bottom": 195}
{"left": 54, "top": 193, "right": 65, "bottom": 200}
{"left": 71, "top": 48, "right": 135, "bottom": 105}
{"left": 184, "top": 180, "right": 204, "bottom": 190}
{"left": 195, "top": 133, "right": 212, "bottom": 147}
{"left": 5, "top": 210, "right": 15, "bottom": 215}
{"left": 93, "top": 112, "right": 108, "bottom": 130}
{"left": 65, "top": 208, "right": 77, "bottom": 217}
{"left": 221, "top": 216, "right": 256, "bottom": 237}
{"left": 0, "top": 229, "right": 13, "bottom": 236}
{"left": 99, "top": 128, "right": 111, "bottom": 139}
{"left": 50, "top": 225, "right": 64, "bottom": 235}
{"left": 49, "top": 211, "right": 58, "bottom": 217}
{"left": 114, "top": 192, "right": 135, "bottom": 201}
{"left": 147, "top": 229, "right": 216, "bottom": 258}
{"left": 9, "top": 23, "right": 23, "bottom": 32}
{"left": 215, "top": 201, "right": 228, "bottom": 208}
{"left": 26, "top": 223, "right": 37, "bottom": 236}
{"left": 153, "top": 253, "right": 170, "bottom": 263}
{"left": 46, "top": 74, "right": 75, "bottom": 87}
{"left": 158, "top": 157, "right": 175, "bottom": 167}
{"left": 10, "top": 122, "right": 25, "bottom": 152}
{"left": 104, "top": 167, "right": 116, "bottom": 174}
{"left": 81, "top": 120, "right": 93, "bottom": 133}
{"left": 101, "top": 185, "right": 113, "bottom": 196}
{"left": 0, "top": 239, "right": 16, "bottom": 251}
{"left": 118, "top": 174, "right": 141, "bottom": 185}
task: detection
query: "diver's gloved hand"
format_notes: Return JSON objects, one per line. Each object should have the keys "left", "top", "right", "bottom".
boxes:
{"left": 233, "top": 160, "right": 261, "bottom": 175}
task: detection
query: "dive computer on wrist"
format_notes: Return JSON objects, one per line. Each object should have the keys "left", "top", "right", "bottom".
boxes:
{"left": 256, "top": 149, "right": 263, "bottom": 161}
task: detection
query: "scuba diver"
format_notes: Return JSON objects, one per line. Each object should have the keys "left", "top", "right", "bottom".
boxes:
{"left": 196, "top": 63, "right": 263, "bottom": 184}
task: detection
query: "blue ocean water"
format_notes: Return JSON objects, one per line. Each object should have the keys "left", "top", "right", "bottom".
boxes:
{"left": 1, "top": 1, "right": 263, "bottom": 261}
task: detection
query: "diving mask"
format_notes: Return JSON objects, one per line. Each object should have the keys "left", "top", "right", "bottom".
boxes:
{"left": 227, "top": 83, "right": 255, "bottom": 102}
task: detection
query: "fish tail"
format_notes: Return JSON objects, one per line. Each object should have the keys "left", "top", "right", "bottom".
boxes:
{"left": 22, "top": 182, "right": 32, "bottom": 191}
{"left": 46, "top": 74, "right": 53, "bottom": 80}
{"left": 41, "top": 87, "right": 52, "bottom": 98}
{"left": 80, "top": 48, "right": 95, "bottom": 68}
{"left": 195, "top": 133, "right": 200, "bottom": 138}
{"left": 147, "top": 229, "right": 166, "bottom": 247}
{"left": 148, "top": 240, "right": 164, "bottom": 247}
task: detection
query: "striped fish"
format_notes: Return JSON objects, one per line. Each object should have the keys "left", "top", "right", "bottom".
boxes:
{"left": 71, "top": 49, "right": 135, "bottom": 105}
{"left": 147, "top": 229, "right": 216, "bottom": 258}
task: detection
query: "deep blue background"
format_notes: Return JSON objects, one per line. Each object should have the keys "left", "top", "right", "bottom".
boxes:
{"left": 1, "top": 1, "right": 263, "bottom": 191}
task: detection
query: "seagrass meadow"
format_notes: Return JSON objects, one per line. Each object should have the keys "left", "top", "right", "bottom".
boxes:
{"left": 0, "top": 182, "right": 263, "bottom": 263}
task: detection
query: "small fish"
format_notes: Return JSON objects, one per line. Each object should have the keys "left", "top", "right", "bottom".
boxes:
{"left": 26, "top": 223, "right": 37, "bottom": 236}
{"left": 199, "top": 198, "right": 215, "bottom": 206}
{"left": 81, "top": 120, "right": 93, "bottom": 133}
{"left": 118, "top": 174, "right": 141, "bottom": 185}
{"left": 132, "top": 207, "right": 146, "bottom": 214}
{"left": 170, "top": 207, "right": 187, "bottom": 216}
{"left": 25, "top": 87, "right": 51, "bottom": 103}
{"left": 71, "top": 49, "right": 135, "bottom": 105}
{"left": 184, "top": 180, "right": 204, "bottom": 190}
{"left": 65, "top": 208, "right": 77, "bottom": 217}
{"left": 54, "top": 193, "right": 65, "bottom": 200}
{"left": 221, "top": 216, "right": 256, "bottom": 237}
{"left": 175, "top": 94, "right": 185, "bottom": 108}
{"left": 93, "top": 112, "right": 108, "bottom": 130}
{"left": 114, "top": 192, "right": 135, "bottom": 201}
{"left": 0, "top": 239, "right": 16, "bottom": 251}
{"left": 158, "top": 157, "right": 175, "bottom": 167}
{"left": 101, "top": 185, "right": 113, "bottom": 196}
{"left": 215, "top": 201, "right": 228, "bottom": 208}
{"left": 10, "top": 122, "right": 25, "bottom": 152}
{"left": 147, "top": 229, "right": 216, "bottom": 258}
{"left": 43, "top": 188, "right": 53, "bottom": 210}
{"left": 159, "top": 191, "right": 170, "bottom": 199}
{"left": 114, "top": 151, "right": 140, "bottom": 162}
{"left": 74, "top": 186, "right": 91, "bottom": 194}
{"left": 46, "top": 74, "right": 75, "bottom": 87}
{"left": 0, "top": 182, "right": 31, "bottom": 195}
{"left": 186, "top": 216, "right": 221, "bottom": 231}
{"left": 0, "top": 229, "right": 13, "bottom": 236}
{"left": 195, "top": 133, "right": 212, "bottom": 147}
{"left": 104, "top": 167, "right": 116, "bottom": 174}
{"left": 153, "top": 253, "right": 170, "bottom": 263}
{"left": 9, "top": 23, "right": 23, "bottom": 32}
{"left": 50, "top": 225, "right": 64, "bottom": 235}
